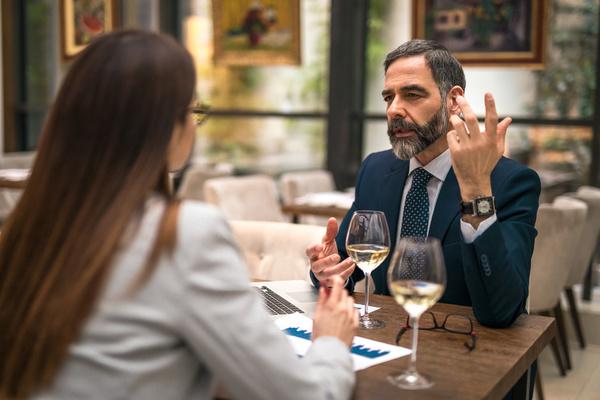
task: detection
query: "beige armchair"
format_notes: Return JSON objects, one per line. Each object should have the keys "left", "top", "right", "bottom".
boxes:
{"left": 279, "top": 170, "right": 338, "bottom": 225}
{"left": 563, "top": 187, "right": 600, "bottom": 350}
{"left": 279, "top": 170, "right": 335, "bottom": 205}
{"left": 0, "top": 152, "right": 34, "bottom": 224}
{"left": 529, "top": 195, "right": 587, "bottom": 380}
{"left": 230, "top": 221, "right": 324, "bottom": 282}
{"left": 177, "top": 162, "right": 233, "bottom": 201}
{"left": 203, "top": 174, "right": 287, "bottom": 222}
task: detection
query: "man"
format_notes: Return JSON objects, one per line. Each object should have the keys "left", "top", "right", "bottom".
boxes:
{"left": 307, "top": 39, "right": 540, "bottom": 329}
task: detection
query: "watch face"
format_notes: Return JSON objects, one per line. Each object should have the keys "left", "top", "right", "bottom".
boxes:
{"left": 477, "top": 199, "right": 491, "bottom": 214}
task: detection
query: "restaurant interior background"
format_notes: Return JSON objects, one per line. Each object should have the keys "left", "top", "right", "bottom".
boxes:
{"left": 2, "top": 0, "right": 599, "bottom": 194}
{"left": 1, "top": 1, "right": 600, "bottom": 398}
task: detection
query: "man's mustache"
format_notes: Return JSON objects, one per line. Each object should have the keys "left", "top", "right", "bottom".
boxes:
{"left": 388, "top": 118, "right": 421, "bottom": 134}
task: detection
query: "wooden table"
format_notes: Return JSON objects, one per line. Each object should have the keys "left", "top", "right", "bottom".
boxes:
{"left": 281, "top": 203, "right": 349, "bottom": 221}
{"left": 351, "top": 294, "right": 555, "bottom": 400}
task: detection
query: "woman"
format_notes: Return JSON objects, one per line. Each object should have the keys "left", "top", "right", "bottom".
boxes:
{"left": 0, "top": 31, "right": 357, "bottom": 399}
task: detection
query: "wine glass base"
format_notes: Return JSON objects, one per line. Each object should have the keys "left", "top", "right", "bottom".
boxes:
{"left": 359, "top": 315, "right": 385, "bottom": 329}
{"left": 387, "top": 370, "right": 433, "bottom": 390}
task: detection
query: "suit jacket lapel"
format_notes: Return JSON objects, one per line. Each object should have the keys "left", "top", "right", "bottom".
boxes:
{"left": 381, "top": 160, "right": 409, "bottom": 247}
{"left": 429, "top": 168, "right": 461, "bottom": 241}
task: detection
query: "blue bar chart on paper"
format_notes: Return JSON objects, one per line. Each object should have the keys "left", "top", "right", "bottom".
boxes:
{"left": 276, "top": 314, "right": 411, "bottom": 371}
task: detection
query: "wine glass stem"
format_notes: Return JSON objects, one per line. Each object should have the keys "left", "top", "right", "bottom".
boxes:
{"left": 364, "top": 272, "right": 371, "bottom": 317}
{"left": 409, "top": 315, "right": 419, "bottom": 374}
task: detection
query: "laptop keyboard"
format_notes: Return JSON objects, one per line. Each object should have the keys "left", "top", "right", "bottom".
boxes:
{"left": 255, "top": 286, "right": 304, "bottom": 315}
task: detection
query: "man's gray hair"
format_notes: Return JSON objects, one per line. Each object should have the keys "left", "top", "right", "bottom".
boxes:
{"left": 384, "top": 39, "right": 466, "bottom": 98}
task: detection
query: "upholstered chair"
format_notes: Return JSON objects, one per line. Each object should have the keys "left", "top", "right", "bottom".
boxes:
{"left": 230, "top": 221, "right": 323, "bottom": 281}
{"left": 279, "top": 170, "right": 335, "bottom": 205}
{"left": 203, "top": 174, "right": 288, "bottom": 222}
{"left": 177, "top": 162, "right": 233, "bottom": 201}
{"left": 562, "top": 187, "right": 600, "bottom": 350}
{"left": 529, "top": 196, "right": 587, "bottom": 377}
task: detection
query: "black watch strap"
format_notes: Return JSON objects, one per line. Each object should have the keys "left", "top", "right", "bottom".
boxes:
{"left": 460, "top": 196, "right": 496, "bottom": 217}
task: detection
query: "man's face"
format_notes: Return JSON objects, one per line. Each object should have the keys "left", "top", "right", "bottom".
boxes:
{"left": 382, "top": 56, "right": 450, "bottom": 160}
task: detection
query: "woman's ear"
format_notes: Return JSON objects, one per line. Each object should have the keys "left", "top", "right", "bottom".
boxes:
{"left": 447, "top": 86, "right": 464, "bottom": 116}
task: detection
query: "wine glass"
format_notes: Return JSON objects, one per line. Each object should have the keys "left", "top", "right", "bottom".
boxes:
{"left": 345, "top": 210, "right": 390, "bottom": 329}
{"left": 387, "top": 237, "right": 447, "bottom": 390}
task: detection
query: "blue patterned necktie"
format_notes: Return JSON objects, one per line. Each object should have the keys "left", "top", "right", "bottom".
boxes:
{"left": 400, "top": 167, "right": 433, "bottom": 239}
{"left": 399, "top": 168, "right": 433, "bottom": 280}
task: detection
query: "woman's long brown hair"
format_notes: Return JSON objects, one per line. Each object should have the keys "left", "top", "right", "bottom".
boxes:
{"left": 0, "top": 30, "right": 195, "bottom": 398}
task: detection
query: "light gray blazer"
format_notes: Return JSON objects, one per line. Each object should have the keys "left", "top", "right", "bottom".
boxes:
{"left": 35, "top": 198, "right": 354, "bottom": 400}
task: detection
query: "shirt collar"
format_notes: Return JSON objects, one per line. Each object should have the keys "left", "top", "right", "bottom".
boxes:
{"left": 408, "top": 149, "right": 452, "bottom": 182}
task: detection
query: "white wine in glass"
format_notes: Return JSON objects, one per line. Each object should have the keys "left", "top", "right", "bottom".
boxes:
{"left": 345, "top": 210, "right": 390, "bottom": 329}
{"left": 387, "top": 237, "right": 446, "bottom": 390}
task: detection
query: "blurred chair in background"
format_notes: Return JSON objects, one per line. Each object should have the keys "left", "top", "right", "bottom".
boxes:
{"left": 279, "top": 170, "right": 349, "bottom": 225}
{"left": 177, "top": 161, "right": 234, "bottom": 201}
{"left": 203, "top": 174, "right": 288, "bottom": 222}
{"left": 0, "top": 152, "right": 36, "bottom": 169}
{"left": 230, "top": 221, "right": 323, "bottom": 281}
{"left": 529, "top": 195, "right": 587, "bottom": 395}
{"left": 580, "top": 186, "right": 600, "bottom": 302}
{"left": 0, "top": 152, "right": 36, "bottom": 224}
{"left": 562, "top": 187, "right": 600, "bottom": 350}
{"left": 279, "top": 170, "right": 335, "bottom": 205}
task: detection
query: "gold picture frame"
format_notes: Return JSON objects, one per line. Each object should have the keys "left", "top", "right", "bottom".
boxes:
{"left": 61, "top": 0, "right": 117, "bottom": 59}
{"left": 412, "top": 0, "right": 547, "bottom": 67}
{"left": 212, "top": 0, "right": 301, "bottom": 66}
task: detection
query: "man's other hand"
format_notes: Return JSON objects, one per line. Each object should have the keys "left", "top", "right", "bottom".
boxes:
{"left": 306, "top": 218, "right": 355, "bottom": 286}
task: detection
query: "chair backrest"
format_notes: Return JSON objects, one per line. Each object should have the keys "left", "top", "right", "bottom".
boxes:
{"left": 0, "top": 152, "right": 35, "bottom": 169}
{"left": 279, "top": 170, "right": 335, "bottom": 205}
{"left": 177, "top": 163, "right": 233, "bottom": 201}
{"left": 529, "top": 195, "right": 587, "bottom": 312}
{"left": 203, "top": 174, "right": 287, "bottom": 222}
{"left": 564, "top": 187, "right": 600, "bottom": 286}
{"left": 230, "top": 220, "right": 323, "bottom": 281}
{"left": 0, "top": 189, "right": 22, "bottom": 222}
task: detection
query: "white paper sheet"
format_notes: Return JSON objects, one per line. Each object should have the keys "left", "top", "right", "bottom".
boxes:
{"left": 353, "top": 304, "right": 380, "bottom": 316}
{"left": 275, "top": 313, "right": 411, "bottom": 371}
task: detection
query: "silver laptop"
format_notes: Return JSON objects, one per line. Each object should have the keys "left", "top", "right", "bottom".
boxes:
{"left": 251, "top": 280, "right": 318, "bottom": 319}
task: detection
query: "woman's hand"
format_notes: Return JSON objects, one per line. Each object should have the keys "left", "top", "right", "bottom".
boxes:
{"left": 312, "top": 276, "right": 358, "bottom": 348}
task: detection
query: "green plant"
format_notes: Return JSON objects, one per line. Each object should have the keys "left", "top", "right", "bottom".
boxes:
{"left": 533, "top": 0, "right": 598, "bottom": 118}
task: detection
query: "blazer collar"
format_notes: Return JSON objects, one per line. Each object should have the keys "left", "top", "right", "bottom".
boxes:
{"left": 429, "top": 168, "right": 461, "bottom": 241}
{"left": 382, "top": 159, "right": 409, "bottom": 245}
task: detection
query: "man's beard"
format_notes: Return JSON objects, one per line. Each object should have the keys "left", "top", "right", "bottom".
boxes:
{"left": 387, "top": 104, "right": 450, "bottom": 160}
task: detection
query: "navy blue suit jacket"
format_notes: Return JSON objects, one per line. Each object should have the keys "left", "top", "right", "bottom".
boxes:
{"left": 315, "top": 149, "right": 541, "bottom": 328}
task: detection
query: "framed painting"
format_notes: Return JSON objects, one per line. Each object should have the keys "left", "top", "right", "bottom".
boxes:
{"left": 212, "top": 0, "right": 301, "bottom": 66}
{"left": 61, "top": 0, "right": 117, "bottom": 59}
{"left": 412, "top": 0, "right": 547, "bottom": 67}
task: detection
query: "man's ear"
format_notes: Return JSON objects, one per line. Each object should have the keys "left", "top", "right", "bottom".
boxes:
{"left": 446, "top": 86, "right": 464, "bottom": 115}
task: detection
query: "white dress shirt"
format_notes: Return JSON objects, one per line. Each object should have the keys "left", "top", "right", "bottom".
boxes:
{"left": 398, "top": 149, "right": 497, "bottom": 244}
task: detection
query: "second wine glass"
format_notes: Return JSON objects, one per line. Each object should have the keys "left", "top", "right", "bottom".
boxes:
{"left": 387, "top": 237, "right": 446, "bottom": 389}
{"left": 345, "top": 210, "right": 390, "bottom": 329}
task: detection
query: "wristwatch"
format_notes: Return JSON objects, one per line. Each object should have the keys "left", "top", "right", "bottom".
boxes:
{"left": 460, "top": 196, "right": 496, "bottom": 217}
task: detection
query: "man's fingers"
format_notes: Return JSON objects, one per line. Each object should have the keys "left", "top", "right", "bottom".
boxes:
{"left": 450, "top": 115, "right": 469, "bottom": 143}
{"left": 320, "top": 257, "right": 354, "bottom": 277}
{"left": 484, "top": 92, "right": 499, "bottom": 139}
{"left": 446, "top": 129, "right": 460, "bottom": 150}
{"left": 456, "top": 96, "right": 479, "bottom": 137}
{"left": 339, "top": 261, "right": 356, "bottom": 282}
{"left": 306, "top": 244, "right": 323, "bottom": 259}
{"left": 322, "top": 217, "right": 339, "bottom": 244}
{"left": 496, "top": 117, "right": 511, "bottom": 154}
{"left": 311, "top": 254, "right": 342, "bottom": 274}
{"left": 497, "top": 117, "right": 512, "bottom": 135}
